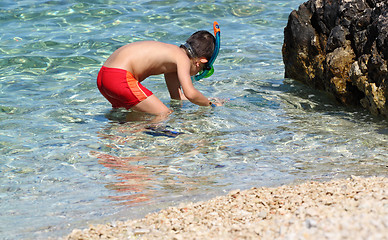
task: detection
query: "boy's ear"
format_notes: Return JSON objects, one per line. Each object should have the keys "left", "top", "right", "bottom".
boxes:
{"left": 199, "top": 57, "right": 208, "bottom": 64}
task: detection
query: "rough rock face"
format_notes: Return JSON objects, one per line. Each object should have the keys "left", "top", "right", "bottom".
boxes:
{"left": 282, "top": 0, "right": 388, "bottom": 117}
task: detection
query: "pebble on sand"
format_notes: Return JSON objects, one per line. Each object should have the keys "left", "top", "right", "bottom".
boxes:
{"left": 65, "top": 176, "right": 387, "bottom": 240}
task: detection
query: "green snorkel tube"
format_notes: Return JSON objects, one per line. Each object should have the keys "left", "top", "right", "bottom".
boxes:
{"left": 193, "top": 21, "right": 221, "bottom": 81}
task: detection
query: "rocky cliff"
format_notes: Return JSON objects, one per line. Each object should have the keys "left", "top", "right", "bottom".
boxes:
{"left": 282, "top": 0, "right": 387, "bottom": 117}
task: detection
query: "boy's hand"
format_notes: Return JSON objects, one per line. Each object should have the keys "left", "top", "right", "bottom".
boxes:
{"left": 209, "top": 97, "right": 227, "bottom": 106}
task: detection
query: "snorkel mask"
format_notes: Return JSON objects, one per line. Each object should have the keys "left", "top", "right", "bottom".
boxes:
{"left": 183, "top": 22, "right": 221, "bottom": 81}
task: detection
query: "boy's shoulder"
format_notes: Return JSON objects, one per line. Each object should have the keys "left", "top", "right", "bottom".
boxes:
{"left": 125, "top": 41, "right": 190, "bottom": 74}
{"left": 131, "top": 40, "right": 178, "bottom": 49}
{"left": 141, "top": 41, "right": 188, "bottom": 60}
{"left": 128, "top": 41, "right": 185, "bottom": 58}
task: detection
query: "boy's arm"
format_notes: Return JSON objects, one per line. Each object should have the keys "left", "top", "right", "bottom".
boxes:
{"left": 164, "top": 72, "right": 188, "bottom": 100}
{"left": 177, "top": 73, "right": 212, "bottom": 106}
{"left": 174, "top": 52, "right": 216, "bottom": 106}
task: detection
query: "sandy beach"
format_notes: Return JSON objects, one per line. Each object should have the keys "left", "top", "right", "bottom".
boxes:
{"left": 65, "top": 175, "right": 387, "bottom": 239}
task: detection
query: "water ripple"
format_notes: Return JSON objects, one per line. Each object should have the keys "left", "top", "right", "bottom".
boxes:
{"left": 1, "top": 0, "right": 387, "bottom": 239}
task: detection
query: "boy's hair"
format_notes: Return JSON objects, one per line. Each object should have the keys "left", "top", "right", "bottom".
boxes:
{"left": 181, "top": 30, "right": 215, "bottom": 61}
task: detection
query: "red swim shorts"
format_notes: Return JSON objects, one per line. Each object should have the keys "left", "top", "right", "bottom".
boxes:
{"left": 97, "top": 66, "right": 153, "bottom": 109}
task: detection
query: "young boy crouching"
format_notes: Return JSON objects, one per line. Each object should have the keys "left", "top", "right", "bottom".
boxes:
{"left": 97, "top": 23, "right": 222, "bottom": 116}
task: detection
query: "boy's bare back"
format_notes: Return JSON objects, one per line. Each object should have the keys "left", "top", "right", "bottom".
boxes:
{"left": 103, "top": 41, "right": 191, "bottom": 82}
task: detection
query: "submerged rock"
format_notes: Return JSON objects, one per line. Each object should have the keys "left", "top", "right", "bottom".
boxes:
{"left": 282, "top": 0, "right": 388, "bottom": 117}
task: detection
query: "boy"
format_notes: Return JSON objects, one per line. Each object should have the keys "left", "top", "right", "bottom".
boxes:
{"left": 97, "top": 23, "right": 222, "bottom": 116}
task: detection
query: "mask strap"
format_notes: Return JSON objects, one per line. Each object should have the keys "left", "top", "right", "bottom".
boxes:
{"left": 181, "top": 42, "right": 197, "bottom": 59}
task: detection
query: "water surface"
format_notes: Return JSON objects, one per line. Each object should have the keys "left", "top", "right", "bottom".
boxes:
{"left": 0, "top": 0, "right": 387, "bottom": 239}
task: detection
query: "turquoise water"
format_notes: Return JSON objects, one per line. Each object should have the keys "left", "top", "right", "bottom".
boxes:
{"left": 1, "top": 0, "right": 387, "bottom": 239}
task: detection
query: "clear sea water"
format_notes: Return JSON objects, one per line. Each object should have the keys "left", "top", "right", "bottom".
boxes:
{"left": 1, "top": 0, "right": 387, "bottom": 239}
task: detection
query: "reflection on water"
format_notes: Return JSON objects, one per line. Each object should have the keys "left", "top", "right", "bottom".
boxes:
{"left": 95, "top": 152, "right": 154, "bottom": 205}
{"left": 95, "top": 112, "right": 224, "bottom": 208}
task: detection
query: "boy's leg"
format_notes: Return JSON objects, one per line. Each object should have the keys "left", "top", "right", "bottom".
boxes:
{"left": 131, "top": 95, "right": 172, "bottom": 115}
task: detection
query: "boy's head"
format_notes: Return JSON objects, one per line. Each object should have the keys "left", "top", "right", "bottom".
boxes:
{"left": 181, "top": 30, "right": 215, "bottom": 61}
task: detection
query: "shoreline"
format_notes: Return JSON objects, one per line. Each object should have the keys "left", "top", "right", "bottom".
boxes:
{"left": 65, "top": 176, "right": 387, "bottom": 239}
